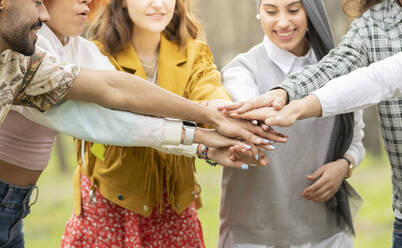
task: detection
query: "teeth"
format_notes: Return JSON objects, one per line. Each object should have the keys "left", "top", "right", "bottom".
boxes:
{"left": 277, "top": 31, "right": 294, "bottom": 37}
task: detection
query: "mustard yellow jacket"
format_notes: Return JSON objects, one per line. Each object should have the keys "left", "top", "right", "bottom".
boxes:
{"left": 73, "top": 35, "right": 231, "bottom": 217}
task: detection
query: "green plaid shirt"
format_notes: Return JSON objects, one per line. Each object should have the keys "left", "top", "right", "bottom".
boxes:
{"left": 280, "top": 0, "right": 402, "bottom": 212}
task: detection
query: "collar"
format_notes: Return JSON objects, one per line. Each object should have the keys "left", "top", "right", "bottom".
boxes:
{"left": 0, "top": 49, "right": 13, "bottom": 64}
{"left": 115, "top": 35, "right": 187, "bottom": 74}
{"left": 40, "top": 24, "right": 72, "bottom": 49}
{"left": 263, "top": 35, "right": 315, "bottom": 75}
{"left": 385, "top": 0, "right": 402, "bottom": 24}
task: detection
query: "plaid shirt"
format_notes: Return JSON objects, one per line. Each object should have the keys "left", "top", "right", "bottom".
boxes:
{"left": 0, "top": 48, "right": 79, "bottom": 126}
{"left": 280, "top": 0, "right": 402, "bottom": 212}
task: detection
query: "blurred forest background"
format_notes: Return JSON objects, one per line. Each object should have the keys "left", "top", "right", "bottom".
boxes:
{"left": 24, "top": 1, "right": 392, "bottom": 247}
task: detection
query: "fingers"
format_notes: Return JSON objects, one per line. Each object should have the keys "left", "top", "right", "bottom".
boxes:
{"left": 304, "top": 189, "right": 334, "bottom": 203}
{"left": 302, "top": 176, "right": 327, "bottom": 197}
{"left": 252, "top": 127, "right": 288, "bottom": 144}
{"left": 217, "top": 102, "right": 244, "bottom": 112}
{"left": 230, "top": 108, "right": 267, "bottom": 121}
{"left": 229, "top": 146, "right": 269, "bottom": 167}
{"left": 306, "top": 166, "right": 325, "bottom": 181}
{"left": 272, "top": 97, "right": 286, "bottom": 110}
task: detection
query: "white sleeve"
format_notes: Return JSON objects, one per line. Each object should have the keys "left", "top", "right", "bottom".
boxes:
{"left": 343, "top": 110, "right": 366, "bottom": 166}
{"left": 19, "top": 100, "right": 183, "bottom": 147}
{"left": 222, "top": 66, "right": 260, "bottom": 102}
{"left": 153, "top": 144, "right": 198, "bottom": 158}
{"left": 312, "top": 52, "right": 402, "bottom": 117}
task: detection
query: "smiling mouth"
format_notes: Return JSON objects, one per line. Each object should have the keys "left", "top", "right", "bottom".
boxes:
{"left": 275, "top": 30, "right": 296, "bottom": 37}
{"left": 147, "top": 13, "right": 165, "bottom": 17}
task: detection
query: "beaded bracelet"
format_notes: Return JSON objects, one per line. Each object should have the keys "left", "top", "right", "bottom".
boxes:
{"left": 199, "top": 145, "right": 218, "bottom": 167}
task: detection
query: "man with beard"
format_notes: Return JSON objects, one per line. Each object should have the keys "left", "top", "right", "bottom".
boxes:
{"left": 0, "top": 0, "right": 274, "bottom": 143}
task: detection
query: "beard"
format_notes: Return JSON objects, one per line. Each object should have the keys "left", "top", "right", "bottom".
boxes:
{"left": 1, "top": 6, "right": 42, "bottom": 56}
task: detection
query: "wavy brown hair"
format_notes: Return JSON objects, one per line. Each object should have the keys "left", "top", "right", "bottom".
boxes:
{"left": 343, "top": 0, "right": 384, "bottom": 17}
{"left": 88, "top": 0, "right": 204, "bottom": 56}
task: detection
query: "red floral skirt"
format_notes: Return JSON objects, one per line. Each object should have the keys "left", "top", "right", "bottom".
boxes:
{"left": 61, "top": 175, "right": 205, "bottom": 248}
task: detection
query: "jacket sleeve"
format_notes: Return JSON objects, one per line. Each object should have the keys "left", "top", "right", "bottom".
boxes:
{"left": 313, "top": 52, "right": 402, "bottom": 116}
{"left": 279, "top": 17, "right": 370, "bottom": 101}
{"left": 185, "top": 41, "right": 231, "bottom": 102}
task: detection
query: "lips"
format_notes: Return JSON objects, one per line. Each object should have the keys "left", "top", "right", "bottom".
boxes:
{"left": 77, "top": 8, "right": 90, "bottom": 17}
{"left": 146, "top": 13, "right": 165, "bottom": 17}
{"left": 276, "top": 30, "right": 295, "bottom": 37}
{"left": 274, "top": 29, "right": 297, "bottom": 40}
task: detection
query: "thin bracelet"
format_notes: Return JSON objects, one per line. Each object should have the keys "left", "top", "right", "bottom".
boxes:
{"left": 199, "top": 145, "right": 217, "bottom": 167}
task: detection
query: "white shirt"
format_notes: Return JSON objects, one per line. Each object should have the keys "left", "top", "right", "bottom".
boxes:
{"left": 223, "top": 36, "right": 365, "bottom": 166}
{"left": 221, "top": 36, "right": 361, "bottom": 248}
{"left": 19, "top": 25, "right": 197, "bottom": 157}
{"left": 312, "top": 51, "right": 402, "bottom": 117}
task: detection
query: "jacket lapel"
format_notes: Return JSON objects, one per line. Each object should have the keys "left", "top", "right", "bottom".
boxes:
{"left": 157, "top": 36, "right": 188, "bottom": 96}
{"left": 115, "top": 45, "right": 147, "bottom": 79}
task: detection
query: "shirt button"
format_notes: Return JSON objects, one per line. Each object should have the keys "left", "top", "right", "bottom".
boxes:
{"left": 118, "top": 194, "right": 124, "bottom": 201}
{"left": 143, "top": 205, "right": 149, "bottom": 211}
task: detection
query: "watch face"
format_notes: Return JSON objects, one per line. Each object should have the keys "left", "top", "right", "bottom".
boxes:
{"left": 183, "top": 121, "right": 197, "bottom": 127}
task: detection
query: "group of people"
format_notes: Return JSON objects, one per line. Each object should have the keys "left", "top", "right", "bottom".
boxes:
{"left": 0, "top": 0, "right": 400, "bottom": 248}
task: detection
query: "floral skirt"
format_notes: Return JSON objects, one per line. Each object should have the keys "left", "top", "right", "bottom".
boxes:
{"left": 61, "top": 175, "right": 205, "bottom": 248}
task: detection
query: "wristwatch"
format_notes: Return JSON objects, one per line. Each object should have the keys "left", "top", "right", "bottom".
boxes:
{"left": 182, "top": 121, "right": 197, "bottom": 145}
{"left": 341, "top": 156, "right": 355, "bottom": 178}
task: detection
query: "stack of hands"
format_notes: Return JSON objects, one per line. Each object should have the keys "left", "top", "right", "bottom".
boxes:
{"left": 206, "top": 89, "right": 350, "bottom": 203}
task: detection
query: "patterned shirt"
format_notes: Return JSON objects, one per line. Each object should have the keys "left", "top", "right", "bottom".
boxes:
{"left": 280, "top": 0, "right": 402, "bottom": 212}
{"left": 0, "top": 48, "right": 79, "bottom": 126}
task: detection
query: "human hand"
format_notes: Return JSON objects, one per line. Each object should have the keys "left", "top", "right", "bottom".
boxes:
{"left": 209, "top": 111, "right": 288, "bottom": 147}
{"left": 194, "top": 128, "right": 275, "bottom": 160}
{"left": 217, "top": 89, "right": 288, "bottom": 114}
{"left": 229, "top": 145, "right": 269, "bottom": 167}
{"left": 301, "top": 159, "right": 349, "bottom": 203}
{"left": 204, "top": 145, "right": 269, "bottom": 169}
{"left": 229, "top": 104, "right": 300, "bottom": 127}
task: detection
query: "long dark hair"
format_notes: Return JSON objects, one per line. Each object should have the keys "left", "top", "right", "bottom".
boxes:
{"left": 343, "top": 0, "right": 384, "bottom": 17}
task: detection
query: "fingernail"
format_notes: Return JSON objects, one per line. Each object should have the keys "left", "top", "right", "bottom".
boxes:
{"left": 269, "top": 145, "right": 275, "bottom": 150}
{"left": 263, "top": 139, "right": 274, "bottom": 144}
{"left": 241, "top": 164, "right": 249, "bottom": 170}
{"left": 252, "top": 120, "right": 258, "bottom": 125}
{"left": 256, "top": 154, "right": 259, "bottom": 160}
{"left": 250, "top": 164, "right": 257, "bottom": 167}
{"left": 243, "top": 145, "right": 252, "bottom": 150}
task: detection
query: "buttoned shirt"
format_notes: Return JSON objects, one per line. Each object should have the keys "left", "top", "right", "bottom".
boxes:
{"left": 0, "top": 48, "right": 79, "bottom": 126}
{"left": 278, "top": 0, "right": 402, "bottom": 214}
{"left": 312, "top": 51, "right": 402, "bottom": 116}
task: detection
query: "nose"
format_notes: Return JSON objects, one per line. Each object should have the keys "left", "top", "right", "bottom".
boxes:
{"left": 39, "top": 4, "right": 50, "bottom": 23}
{"left": 151, "top": 0, "right": 164, "bottom": 7}
{"left": 275, "top": 13, "right": 291, "bottom": 30}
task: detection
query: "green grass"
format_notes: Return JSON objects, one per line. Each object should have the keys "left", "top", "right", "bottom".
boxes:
{"left": 24, "top": 139, "right": 394, "bottom": 248}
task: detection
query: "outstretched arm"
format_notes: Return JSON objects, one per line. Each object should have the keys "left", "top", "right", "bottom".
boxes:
{"left": 312, "top": 52, "right": 402, "bottom": 116}
{"left": 219, "top": 17, "right": 370, "bottom": 115}
{"left": 242, "top": 50, "right": 402, "bottom": 127}
{"left": 65, "top": 69, "right": 287, "bottom": 146}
